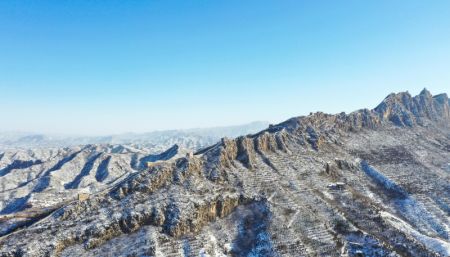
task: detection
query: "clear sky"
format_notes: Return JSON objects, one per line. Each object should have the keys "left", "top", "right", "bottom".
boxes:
{"left": 1, "top": 1, "right": 449, "bottom": 135}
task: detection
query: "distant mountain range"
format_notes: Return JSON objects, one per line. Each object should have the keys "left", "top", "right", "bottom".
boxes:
{"left": 0, "top": 121, "right": 269, "bottom": 151}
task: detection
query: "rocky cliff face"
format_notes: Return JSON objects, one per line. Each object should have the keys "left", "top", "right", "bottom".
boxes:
{"left": 0, "top": 90, "right": 449, "bottom": 257}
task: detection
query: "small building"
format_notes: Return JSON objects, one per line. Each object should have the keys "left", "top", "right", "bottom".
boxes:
{"left": 78, "top": 193, "right": 90, "bottom": 201}
{"left": 146, "top": 161, "right": 156, "bottom": 168}
{"left": 147, "top": 160, "right": 165, "bottom": 170}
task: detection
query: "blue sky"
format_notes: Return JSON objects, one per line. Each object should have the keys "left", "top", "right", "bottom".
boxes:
{"left": 1, "top": 1, "right": 449, "bottom": 135}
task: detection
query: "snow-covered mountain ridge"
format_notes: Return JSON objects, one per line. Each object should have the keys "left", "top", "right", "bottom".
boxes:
{"left": 0, "top": 89, "right": 449, "bottom": 256}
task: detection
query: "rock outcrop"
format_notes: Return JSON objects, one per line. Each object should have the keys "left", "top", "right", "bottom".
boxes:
{"left": 374, "top": 89, "right": 450, "bottom": 126}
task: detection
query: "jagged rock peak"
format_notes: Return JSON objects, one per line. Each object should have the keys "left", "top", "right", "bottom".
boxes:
{"left": 373, "top": 88, "right": 450, "bottom": 127}
{"left": 263, "top": 90, "right": 448, "bottom": 136}
{"left": 420, "top": 87, "right": 432, "bottom": 97}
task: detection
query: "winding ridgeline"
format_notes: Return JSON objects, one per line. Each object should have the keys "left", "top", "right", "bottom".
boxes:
{"left": 1, "top": 89, "right": 450, "bottom": 256}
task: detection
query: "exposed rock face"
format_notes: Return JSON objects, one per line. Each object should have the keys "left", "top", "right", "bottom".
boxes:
{"left": 0, "top": 90, "right": 449, "bottom": 256}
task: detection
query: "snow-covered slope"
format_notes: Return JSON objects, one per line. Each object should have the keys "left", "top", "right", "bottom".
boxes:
{"left": 0, "top": 143, "right": 191, "bottom": 237}
{"left": 0, "top": 90, "right": 449, "bottom": 256}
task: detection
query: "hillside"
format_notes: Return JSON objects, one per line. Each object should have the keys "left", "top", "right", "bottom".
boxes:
{"left": 0, "top": 89, "right": 449, "bottom": 256}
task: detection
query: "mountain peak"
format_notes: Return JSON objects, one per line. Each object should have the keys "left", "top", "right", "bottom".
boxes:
{"left": 419, "top": 87, "right": 432, "bottom": 97}
{"left": 373, "top": 89, "right": 450, "bottom": 127}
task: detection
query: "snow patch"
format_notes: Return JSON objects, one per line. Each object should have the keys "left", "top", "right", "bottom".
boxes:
{"left": 361, "top": 161, "right": 449, "bottom": 239}
{"left": 381, "top": 211, "right": 450, "bottom": 256}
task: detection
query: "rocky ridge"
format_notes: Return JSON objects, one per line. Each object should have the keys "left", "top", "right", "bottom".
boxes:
{"left": 0, "top": 89, "right": 449, "bottom": 256}
{"left": 0, "top": 144, "right": 190, "bottom": 237}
